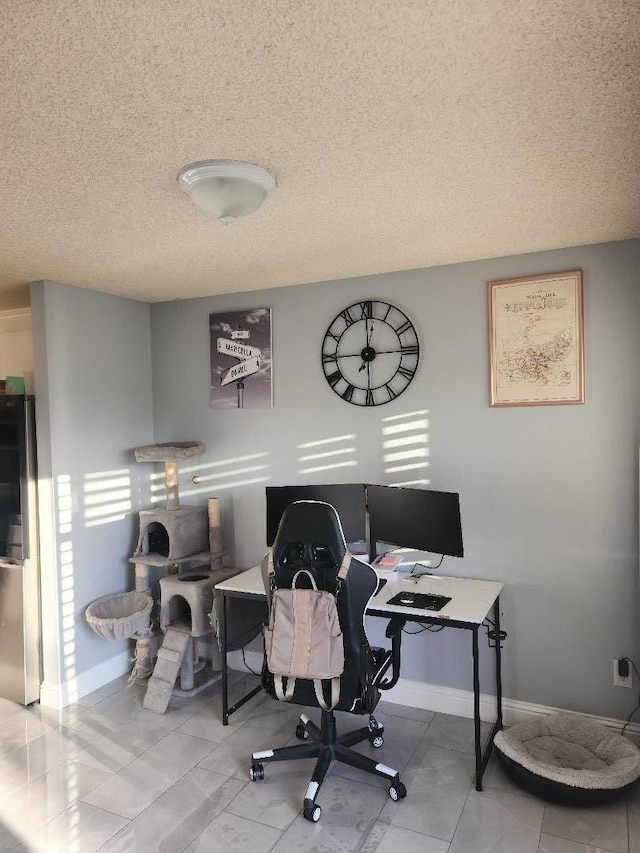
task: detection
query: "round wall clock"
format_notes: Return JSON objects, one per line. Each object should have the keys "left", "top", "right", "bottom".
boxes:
{"left": 321, "top": 300, "right": 420, "bottom": 406}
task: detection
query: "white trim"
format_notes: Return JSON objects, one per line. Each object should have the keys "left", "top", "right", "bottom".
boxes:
{"left": 39, "top": 649, "right": 131, "bottom": 709}
{"left": 227, "top": 649, "right": 264, "bottom": 674}
{"left": 227, "top": 656, "right": 640, "bottom": 738}
{"left": 384, "top": 676, "right": 640, "bottom": 736}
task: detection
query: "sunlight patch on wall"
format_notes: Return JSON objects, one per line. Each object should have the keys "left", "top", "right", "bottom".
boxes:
{"left": 298, "top": 435, "right": 356, "bottom": 449}
{"left": 298, "top": 448, "right": 355, "bottom": 463}
{"left": 382, "top": 418, "right": 428, "bottom": 436}
{"left": 179, "top": 451, "right": 271, "bottom": 498}
{"left": 298, "top": 460, "right": 358, "bottom": 475}
{"left": 83, "top": 468, "right": 132, "bottom": 528}
{"left": 382, "top": 409, "right": 430, "bottom": 487}
{"left": 181, "top": 452, "right": 270, "bottom": 473}
{"left": 188, "top": 464, "right": 269, "bottom": 483}
{"left": 57, "top": 473, "right": 78, "bottom": 705}
{"left": 297, "top": 434, "right": 358, "bottom": 476}
{"left": 56, "top": 474, "right": 73, "bottom": 535}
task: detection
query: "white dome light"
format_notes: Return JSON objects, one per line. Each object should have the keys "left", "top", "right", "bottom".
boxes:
{"left": 177, "top": 160, "right": 276, "bottom": 225}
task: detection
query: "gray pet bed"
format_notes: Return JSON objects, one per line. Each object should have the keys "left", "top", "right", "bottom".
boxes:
{"left": 494, "top": 713, "right": 640, "bottom": 805}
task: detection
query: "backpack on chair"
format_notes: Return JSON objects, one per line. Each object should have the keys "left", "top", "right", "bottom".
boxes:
{"left": 262, "top": 548, "right": 350, "bottom": 711}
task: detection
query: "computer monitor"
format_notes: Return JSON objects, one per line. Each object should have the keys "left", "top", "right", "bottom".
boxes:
{"left": 367, "top": 484, "right": 463, "bottom": 558}
{"left": 265, "top": 484, "right": 367, "bottom": 546}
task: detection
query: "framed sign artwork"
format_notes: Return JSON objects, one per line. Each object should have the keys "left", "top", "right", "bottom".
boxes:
{"left": 210, "top": 308, "right": 273, "bottom": 408}
{"left": 488, "top": 270, "right": 584, "bottom": 407}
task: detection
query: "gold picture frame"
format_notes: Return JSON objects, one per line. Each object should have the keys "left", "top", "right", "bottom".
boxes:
{"left": 488, "top": 270, "right": 584, "bottom": 407}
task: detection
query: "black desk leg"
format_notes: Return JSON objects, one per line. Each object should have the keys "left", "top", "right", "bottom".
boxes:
{"left": 221, "top": 592, "right": 229, "bottom": 725}
{"left": 494, "top": 597, "right": 503, "bottom": 730}
{"left": 219, "top": 593, "right": 263, "bottom": 726}
{"left": 472, "top": 625, "right": 482, "bottom": 791}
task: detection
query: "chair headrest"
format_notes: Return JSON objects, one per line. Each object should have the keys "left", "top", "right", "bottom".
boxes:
{"left": 273, "top": 500, "right": 347, "bottom": 570}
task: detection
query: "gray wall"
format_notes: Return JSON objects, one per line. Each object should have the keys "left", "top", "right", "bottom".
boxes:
{"left": 151, "top": 239, "right": 640, "bottom": 720}
{"left": 31, "top": 281, "right": 153, "bottom": 694}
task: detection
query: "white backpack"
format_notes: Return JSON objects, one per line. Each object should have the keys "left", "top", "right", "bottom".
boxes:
{"left": 263, "top": 549, "right": 350, "bottom": 710}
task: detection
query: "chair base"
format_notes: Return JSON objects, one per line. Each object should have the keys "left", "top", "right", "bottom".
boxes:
{"left": 250, "top": 708, "right": 407, "bottom": 822}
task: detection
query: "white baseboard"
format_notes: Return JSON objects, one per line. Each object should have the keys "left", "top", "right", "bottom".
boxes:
{"left": 227, "top": 649, "right": 264, "bottom": 676}
{"left": 229, "top": 654, "right": 640, "bottom": 737}
{"left": 39, "top": 650, "right": 131, "bottom": 709}
{"left": 384, "top": 676, "right": 640, "bottom": 736}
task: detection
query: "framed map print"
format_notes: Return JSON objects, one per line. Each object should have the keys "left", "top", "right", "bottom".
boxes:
{"left": 488, "top": 270, "right": 584, "bottom": 407}
{"left": 210, "top": 308, "right": 273, "bottom": 408}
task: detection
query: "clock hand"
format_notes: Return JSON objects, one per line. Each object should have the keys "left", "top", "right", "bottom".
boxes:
{"left": 337, "top": 348, "right": 402, "bottom": 359}
{"left": 361, "top": 348, "right": 404, "bottom": 356}
{"left": 356, "top": 318, "right": 370, "bottom": 373}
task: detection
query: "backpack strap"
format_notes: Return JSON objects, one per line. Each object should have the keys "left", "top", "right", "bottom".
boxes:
{"left": 291, "top": 569, "right": 318, "bottom": 590}
{"left": 274, "top": 674, "right": 296, "bottom": 702}
{"left": 314, "top": 677, "right": 341, "bottom": 711}
{"left": 266, "top": 548, "right": 351, "bottom": 584}
{"left": 265, "top": 548, "right": 275, "bottom": 583}
{"left": 314, "top": 552, "right": 350, "bottom": 710}
{"left": 337, "top": 550, "right": 351, "bottom": 580}
{"left": 334, "top": 550, "right": 352, "bottom": 599}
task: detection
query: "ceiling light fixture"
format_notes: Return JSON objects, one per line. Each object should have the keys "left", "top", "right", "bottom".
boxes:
{"left": 177, "top": 160, "right": 276, "bottom": 225}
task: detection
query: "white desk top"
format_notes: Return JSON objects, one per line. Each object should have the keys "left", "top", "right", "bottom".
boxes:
{"left": 216, "top": 564, "right": 265, "bottom": 596}
{"left": 215, "top": 564, "right": 502, "bottom": 626}
{"left": 368, "top": 573, "right": 502, "bottom": 624}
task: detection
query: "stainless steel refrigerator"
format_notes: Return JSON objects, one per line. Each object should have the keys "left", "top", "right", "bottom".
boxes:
{"left": 0, "top": 396, "right": 40, "bottom": 704}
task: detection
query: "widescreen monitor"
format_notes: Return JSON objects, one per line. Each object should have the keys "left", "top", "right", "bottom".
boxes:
{"left": 265, "top": 484, "right": 367, "bottom": 546}
{"left": 367, "top": 484, "right": 464, "bottom": 558}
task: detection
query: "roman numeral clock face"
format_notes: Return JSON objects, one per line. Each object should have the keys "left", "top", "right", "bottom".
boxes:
{"left": 321, "top": 300, "right": 420, "bottom": 406}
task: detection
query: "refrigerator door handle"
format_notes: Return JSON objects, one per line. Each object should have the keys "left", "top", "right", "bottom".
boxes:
{"left": 21, "top": 398, "right": 36, "bottom": 561}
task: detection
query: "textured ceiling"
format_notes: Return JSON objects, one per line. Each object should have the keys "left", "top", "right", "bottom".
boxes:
{"left": 1, "top": 1, "right": 639, "bottom": 303}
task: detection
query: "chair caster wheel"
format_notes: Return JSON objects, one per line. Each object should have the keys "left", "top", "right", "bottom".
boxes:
{"left": 296, "top": 723, "right": 309, "bottom": 740}
{"left": 249, "top": 763, "right": 264, "bottom": 781}
{"left": 388, "top": 780, "right": 407, "bottom": 801}
{"left": 368, "top": 717, "right": 384, "bottom": 734}
{"left": 303, "top": 802, "right": 322, "bottom": 822}
{"left": 369, "top": 733, "right": 384, "bottom": 748}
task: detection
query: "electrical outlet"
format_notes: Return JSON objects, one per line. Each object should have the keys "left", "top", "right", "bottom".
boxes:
{"left": 613, "top": 659, "right": 633, "bottom": 688}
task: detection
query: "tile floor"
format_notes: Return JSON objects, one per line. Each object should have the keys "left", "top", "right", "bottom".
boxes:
{"left": 0, "top": 673, "right": 635, "bottom": 852}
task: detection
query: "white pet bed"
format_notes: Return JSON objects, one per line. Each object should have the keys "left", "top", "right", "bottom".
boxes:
{"left": 85, "top": 590, "right": 153, "bottom": 641}
{"left": 494, "top": 713, "right": 640, "bottom": 805}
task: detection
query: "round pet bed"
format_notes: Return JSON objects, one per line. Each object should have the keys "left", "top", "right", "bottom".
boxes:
{"left": 494, "top": 713, "right": 640, "bottom": 806}
{"left": 85, "top": 590, "right": 153, "bottom": 641}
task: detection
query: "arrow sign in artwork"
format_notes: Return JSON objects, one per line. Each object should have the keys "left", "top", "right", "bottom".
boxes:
{"left": 220, "top": 355, "right": 261, "bottom": 386}
{"left": 231, "top": 329, "right": 250, "bottom": 340}
{"left": 217, "top": 338, "right": 261, "bottom": 360}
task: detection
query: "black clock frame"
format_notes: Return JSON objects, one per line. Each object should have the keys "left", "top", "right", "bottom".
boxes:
{"left": 321, "top": 299, "right": 420, "bottom": 407}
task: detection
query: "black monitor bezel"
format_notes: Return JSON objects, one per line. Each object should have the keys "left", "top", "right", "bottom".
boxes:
{"left": 265, "top": 483, "right": 367, "bottom": 546}
{"left": 367, "top": 484, "right": 464, "bottom": 558}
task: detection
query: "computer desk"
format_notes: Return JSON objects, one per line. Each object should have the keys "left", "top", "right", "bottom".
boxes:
{"left": 214, "top": 565, "right": 505, "bottom": 791}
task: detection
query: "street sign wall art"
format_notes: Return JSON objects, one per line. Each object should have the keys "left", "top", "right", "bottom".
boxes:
{"left": 210, "top": 308, "right": 273, "bottom": 408}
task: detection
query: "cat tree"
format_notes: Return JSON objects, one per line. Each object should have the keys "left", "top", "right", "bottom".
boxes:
{"left": 86, "top": 441, "right": 238, "bottom": 713}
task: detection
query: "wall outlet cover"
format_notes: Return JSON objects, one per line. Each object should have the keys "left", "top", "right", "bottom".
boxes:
{"left": 613, "top": 659, "right": 633, "bottom": 688}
